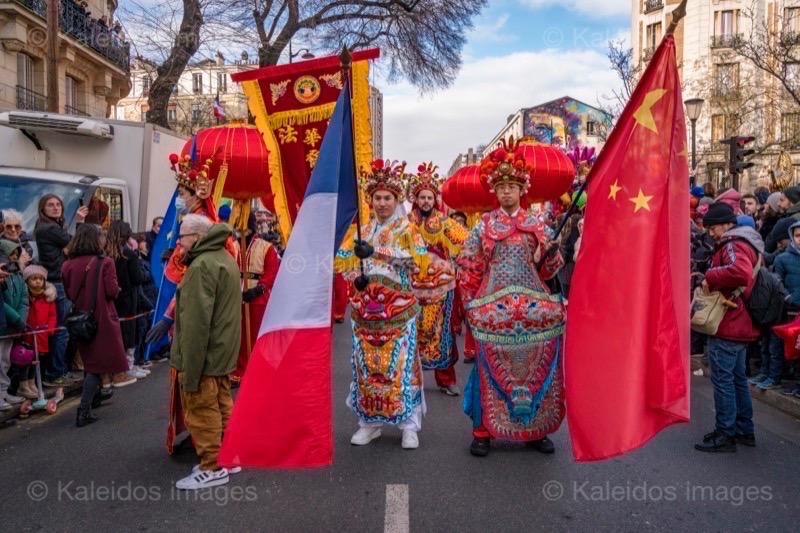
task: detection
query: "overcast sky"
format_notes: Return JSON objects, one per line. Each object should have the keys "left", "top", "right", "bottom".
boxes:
{"left": 378, "top": 0, "right": 631, "bottom": 172}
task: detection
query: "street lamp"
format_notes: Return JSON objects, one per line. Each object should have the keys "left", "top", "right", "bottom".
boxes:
{"left": 684, "top": 97, "right": 705, "bottom": 186}
{"left": 288, "top": 40, "right": 315, "bottom": 64}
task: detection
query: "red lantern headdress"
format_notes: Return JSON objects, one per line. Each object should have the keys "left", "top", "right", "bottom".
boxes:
{"left": 407, "top": 162, "right": 443, "bottom": 199}
{"left": 169, "top": 152, "right": 217, "bottom": 200}
{"left": 479, "top": 136, "right": 533, "bottom": 194}
{"left": 361, "top": 159, "right": 407, "bottom": 201}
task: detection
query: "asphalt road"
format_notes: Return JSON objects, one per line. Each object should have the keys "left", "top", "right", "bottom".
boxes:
{"left": 2, "top": 320, "right": 800, "bottom": 532}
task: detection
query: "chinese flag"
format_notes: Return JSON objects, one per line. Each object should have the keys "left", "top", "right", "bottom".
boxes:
{"left": 565, "top": 34, "right": 689, "bottom": 462}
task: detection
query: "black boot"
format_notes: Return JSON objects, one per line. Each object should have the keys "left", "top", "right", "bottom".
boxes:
{"left": 91, "top": 388, "right": 114, "bottom": 409}
{"left": 470, "top": 438, "right": 490, "bottom": 457}
{"left": 76, "top": 407, "right": 98, "bottom": 427}
{"left": 735, "top": 433, "right": 756, "bottom": 447}
{"left": 695, "top": 430, "right": 736, "bottom": 452}
{"left": 529, "top": 436, "right": 555, "bottom": 454}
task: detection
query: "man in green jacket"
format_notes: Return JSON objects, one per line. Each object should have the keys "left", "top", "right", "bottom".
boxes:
{"left": 171, "top": 215, "right": 242, "bottom": 490}
{"left": 0, "top": 240, "right": 29, "bottom": 409}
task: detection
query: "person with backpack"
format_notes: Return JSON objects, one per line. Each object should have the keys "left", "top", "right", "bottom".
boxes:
{"left": 752, "top": 221, "right": 800, "bottom": 391}
{"left": 695, "top": 203, "right": 761, "bottom": 453}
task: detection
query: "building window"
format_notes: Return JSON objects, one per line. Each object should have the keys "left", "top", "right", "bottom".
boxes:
{"left": 65, "top": 76, "right": 77, "bottom": 110}
{"left": 714, "top": 63, "right": 739, "bottom": 97}
{"left": 142, "top": 75, "right": 151, "bottom": 96}
{"left": 192, "top": 73, "right": 203, "bottom": 94}
{"left": 217, "top": 73, "right": 227, "bottom": 93}
{"left": 782, "top": 113, "right": 800, "bottom": 143}
{"left": 787, "top": 7, "right": 800, "bottom": 34}
{"left": 191, "top": 103, "right": 201, "bottom": 122}
{"left": 645, "top": 22, "right": 661, "bottom": 48}
{"left": 586, "top": 120, "right": 597, "bottom": 136}
{"left": 17, "top": 53, "right": 34, "bottom": 90}
{"left": 719, "top": 10, "right": 737, "bottom": 37}
{"left": 172, "top": 84, "right": 179, "bottom": 95}
{"left": 167, "top": 106, "right": 177, "bottom": 122}
{"left": 141, "top": 105, "right": 149, "bottom": 122}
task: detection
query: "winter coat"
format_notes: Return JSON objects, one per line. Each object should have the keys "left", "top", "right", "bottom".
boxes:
{"left": 137, "top": 256, "right": 157, "bottom": 312}
{"left": 112, "top": 247, "right": 143, "bottom": 349}
{"left": 25, "top": 283, "right": 57, "bottom": 352}
{"left": 1, "top": 271, "right": 28, "bottom": 336}
{"left": 773, "top": 221, "right": 800, "bottom": 311}
{"left": 34, "top": 221, "right": 72, "bottom": 282}
{"left": 171, "top": 224, "right": 241, "bottom": 393}
{"left": 704, "top": 226, "right": 762, "bottom": 343}
{"left": 61, "top": 255, "right": 128, "bottom": 374}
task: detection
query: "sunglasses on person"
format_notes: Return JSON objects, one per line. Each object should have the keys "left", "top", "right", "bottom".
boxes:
{"left": 178, "top": 232, "right": 198, "bottom": 241}
{"left": 4, "top": 224, "right": 21, "bottom": 230}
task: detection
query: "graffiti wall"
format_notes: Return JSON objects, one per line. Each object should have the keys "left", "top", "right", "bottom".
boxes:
{"left": 522, "top": 97, "right": 609, "bottom": 148}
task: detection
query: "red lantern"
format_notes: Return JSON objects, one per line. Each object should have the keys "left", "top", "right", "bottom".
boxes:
{"left": 515, "top": 141, "right": 575, "bottom": 204}
{"left": 181, "top": 122, "right": 271, "bottom": 201}
{"left": 441, "top": 164, "right": 499, "bottom": 214}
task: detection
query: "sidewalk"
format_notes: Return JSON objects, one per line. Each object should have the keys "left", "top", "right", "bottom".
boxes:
{"left": 0, "top": 379, "right": 84, "bottom": 425}
{"left": 691, "top": 357, "right": 800, "bottom": 419}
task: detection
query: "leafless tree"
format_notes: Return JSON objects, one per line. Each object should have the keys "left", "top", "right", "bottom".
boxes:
{"left": 120, "top": 0, "right": 486, "bottom": 129}
{"left": 595, "top": 40, "right": 639, "bottom": 142}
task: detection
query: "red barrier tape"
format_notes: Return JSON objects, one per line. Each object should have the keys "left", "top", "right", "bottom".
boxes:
{"left": 0, "top": 311, "right": 154, "bottom": 341}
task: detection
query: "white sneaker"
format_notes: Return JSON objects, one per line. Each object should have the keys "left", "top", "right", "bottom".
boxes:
{"left": 134, "top": 365, "right": 151, "bottom": 376}
{"left": 401, "top": 430, "right": 419, "bottom": 450}
{"left": 350, "top": 427, "right": 381, "bottom": 445}
{"left": 0, "top": 399, "right": 12, "bottom": 411}
{"left": 4, "top": 394, "right": 25, "bottom": 405}
{"left": 193, "top": 464, "right": 242, "bottom": 474}
{"left": 175, "top": 468, "right": 230, "bottom": 490}
{"left": 128, "top": 369, "right": 147, "bottom": 379}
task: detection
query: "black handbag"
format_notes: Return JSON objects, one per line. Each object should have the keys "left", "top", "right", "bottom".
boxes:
{"left": 65, "top": 257, "right": 102, "bottom": 343}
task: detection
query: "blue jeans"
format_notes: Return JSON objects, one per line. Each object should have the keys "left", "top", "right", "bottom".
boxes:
{"left": 707, "top": 337, "right": 755, "bottom": 437}
{"left": 760, "top": 331, "right": 785, "bottom": 382}
{"left": 46, "top": 282, "right": 71, "bottom": 380}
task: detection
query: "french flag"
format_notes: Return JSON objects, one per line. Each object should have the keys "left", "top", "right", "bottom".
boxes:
{"left": 213, "top": 95, "right": 226, "bottom": 120}
{"left": 218, "top": 76, "right": 358, "bottom": 468}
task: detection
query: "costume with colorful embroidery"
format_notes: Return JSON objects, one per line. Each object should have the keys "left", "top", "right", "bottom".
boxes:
{"left": 336, "top": 214, "right": 430, "bottom": 427}
{"left": 457, "top": 140, "right": 566, "bottom": 443}
{"left": 406, "top": 163, "right": 469, "bottom": 390}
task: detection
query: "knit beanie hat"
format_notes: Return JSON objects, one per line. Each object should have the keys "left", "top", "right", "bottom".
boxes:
{"left": 703, "top": 202, "right": 737, "bottom": 227}
{"left": 690, "top": 186, "right": 705, "bottom": 199}
{"left": 23, "top": 264, "right": 48, "bottom": 282}
{"left": 767, "top": 192, "right": 782, "bottom": 212}
{"left": 772, "top": 217, "right": 797, "bottom": 243}
{"left": 736, "top": 215, "right": 755, "bottom": 229}
{"left": 756, "top": 191, "right": 770, "bottom": 206}
{"left": 698, "top": 197, "right": 714, "bottom": 206}
{"left": 784, "top": 186, "right": 800, "bottom": 205}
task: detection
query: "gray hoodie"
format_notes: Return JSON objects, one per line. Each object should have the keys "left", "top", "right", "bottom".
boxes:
{"left": 723, "top": 225, "right": 765, "bottom": 255}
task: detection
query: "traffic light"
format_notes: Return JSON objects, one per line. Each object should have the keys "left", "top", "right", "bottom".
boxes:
{"left": 720, "top": 136, "right": 756, "bottom": 176}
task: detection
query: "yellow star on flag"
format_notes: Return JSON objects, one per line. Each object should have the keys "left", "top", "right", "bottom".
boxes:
{"left": 633, "top": 89, "right": 667, "bottom": 134}
{"left": 629, "top": 189, "right": 654, "bottom": 213}
{"left": 608, "top": 180, "right": 622, "bottom": 200}
{"left": 678, "top": 142, "right": 688, "bottom": 159}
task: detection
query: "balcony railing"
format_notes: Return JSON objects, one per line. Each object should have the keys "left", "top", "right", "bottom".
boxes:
{"left": 65, "top": 104, "right": 89, "bottom": 117}
{"left": 643, "top": 46, "right": 656, "bottom": 62}
{"left": 16, "top": 85, "right": 46, "bottom": 111}
{"left": 644, "top": 0, "right": 663, "bottom": 14}
{"left": 17, "top": 85, "right": 47, "bottom": 111}
{"left": 711, "top": 33, "right": 743, "bottom": 49}
{"left": 12, "top": 0, "right": 130, "bottom": 71}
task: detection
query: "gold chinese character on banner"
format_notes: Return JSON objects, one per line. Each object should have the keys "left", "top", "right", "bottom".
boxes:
{"left": 304, "top": 128, "right": 322, "bottom": 148}
{"left": 306, "top": 149, "right": 320, "bottom": 168}
{"left": 277, "top": 125, "right": 298, "bottom": 144}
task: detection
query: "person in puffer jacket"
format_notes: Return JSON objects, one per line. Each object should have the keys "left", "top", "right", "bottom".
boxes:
{"left": 696, "top": 203, "right": 760, "bottom": 454}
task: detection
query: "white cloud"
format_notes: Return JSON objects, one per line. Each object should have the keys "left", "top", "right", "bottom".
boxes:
{"left": 520, "top": 0, "right": 631, "bottom": 18}
{"left": 468, "top": 13, "right": 518, "bottom": 43}
{"left": 379, "top": 48, "right": 620, "bottom": 171}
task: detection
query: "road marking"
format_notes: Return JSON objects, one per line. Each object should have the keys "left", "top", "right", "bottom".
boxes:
{"left": 384, "top": 484, "right": 409, "bottom": 533}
